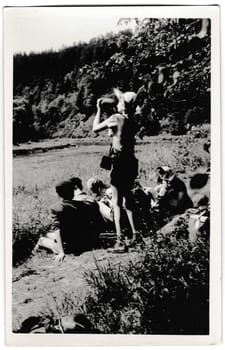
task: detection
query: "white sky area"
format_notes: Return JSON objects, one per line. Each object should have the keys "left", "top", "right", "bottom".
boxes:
{"left": 6, "top": 7, "right": 137, "bottom": 54}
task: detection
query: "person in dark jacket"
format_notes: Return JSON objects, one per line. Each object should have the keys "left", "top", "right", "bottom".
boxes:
{"left": 33, "top": 180, "right": 104, "bottom": 262}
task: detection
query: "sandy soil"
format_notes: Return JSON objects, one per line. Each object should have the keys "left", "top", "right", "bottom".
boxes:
{"left": 12, "top": 248, "right": 140, "bottom": 331}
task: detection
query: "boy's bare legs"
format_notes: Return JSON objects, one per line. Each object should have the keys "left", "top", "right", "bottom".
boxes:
{"left": 125, "top": 209, "right": 136, "bottom": 243}
{"left": 123, "top": 189, "right": 137, "bottom": 244}
{"left": 111, "top": 185, "right": 123, "bottom": 243}
{"left": 108, "top": 185, "right": 129, "bottom": 252}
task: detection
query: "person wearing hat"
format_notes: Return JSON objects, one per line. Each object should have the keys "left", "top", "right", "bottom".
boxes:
{"left": 92, "top": 89, "right": 139, "bottom": 252}
{"left": 33, "top": 179, "right": 103, "bottom": 262}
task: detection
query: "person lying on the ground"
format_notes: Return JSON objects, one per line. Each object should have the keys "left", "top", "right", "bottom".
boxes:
{"left": 158, "top": 170, "right": 210, "bottom": 243}
{"left": 33, "top": 180, "right": 104, "bottom": 262}
{"left": 158, "top": 205, "right": 209, "bottom": 244}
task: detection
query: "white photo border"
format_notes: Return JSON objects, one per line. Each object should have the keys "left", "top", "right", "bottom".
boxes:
{"left": 3, "top": 4, "right": 221, "bottom": 346}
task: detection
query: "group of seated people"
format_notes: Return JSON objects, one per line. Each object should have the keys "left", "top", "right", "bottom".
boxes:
{"left": 33, "top": 176, "right": 114, "bottom": 261}
{"left": 33, "top": 165, "right": 209, "bottom": 262}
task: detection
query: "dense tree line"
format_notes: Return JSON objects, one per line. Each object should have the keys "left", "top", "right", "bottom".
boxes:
{"left": 13, "top": 19, "right": 210, "bottom": 144}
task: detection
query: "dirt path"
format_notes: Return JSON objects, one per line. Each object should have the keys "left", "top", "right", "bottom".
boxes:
{"left": 12, "top": 248, "right": 140, "bottom": 331}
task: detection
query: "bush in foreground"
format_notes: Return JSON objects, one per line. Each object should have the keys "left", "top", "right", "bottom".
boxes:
{"left": 14, "top": 235, "right": 209, "bottom": 334}
{"left": 84, "top": 236, "right": 209, "bottom": 334}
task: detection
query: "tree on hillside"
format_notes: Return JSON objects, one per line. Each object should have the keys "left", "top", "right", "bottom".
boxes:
{"left": 13, "top": 18, "right": 211, "bottom": 141}
{"left": 13, "top": 97, "right": 34, "bottom": 144}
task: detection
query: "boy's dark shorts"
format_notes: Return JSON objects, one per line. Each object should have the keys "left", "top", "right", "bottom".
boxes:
{"left": 110, "top": 155, "right": 138, "bottom": 190}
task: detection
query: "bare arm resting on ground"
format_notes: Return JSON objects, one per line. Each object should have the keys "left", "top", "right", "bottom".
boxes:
{"left": 51, "top": 229, "right": 65, "bottom": 262}
{"left": 33, "top": 202, "right": 66, "bottom": 262}
{"left": 33, "top": 230, "right": 65, "bottom": 262}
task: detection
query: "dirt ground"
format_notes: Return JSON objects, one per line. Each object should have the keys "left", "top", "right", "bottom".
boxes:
{"left": 12, "top": 247, "right": 140, "bottom": 331}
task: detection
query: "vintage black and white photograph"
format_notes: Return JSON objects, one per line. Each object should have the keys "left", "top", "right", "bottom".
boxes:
{"left": 4, "top": 4, "right": 221, "bottom": 346}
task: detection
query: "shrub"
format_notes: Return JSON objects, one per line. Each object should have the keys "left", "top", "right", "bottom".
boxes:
{"left": 84, "top": 236, "right": 209, "bottom": 334}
